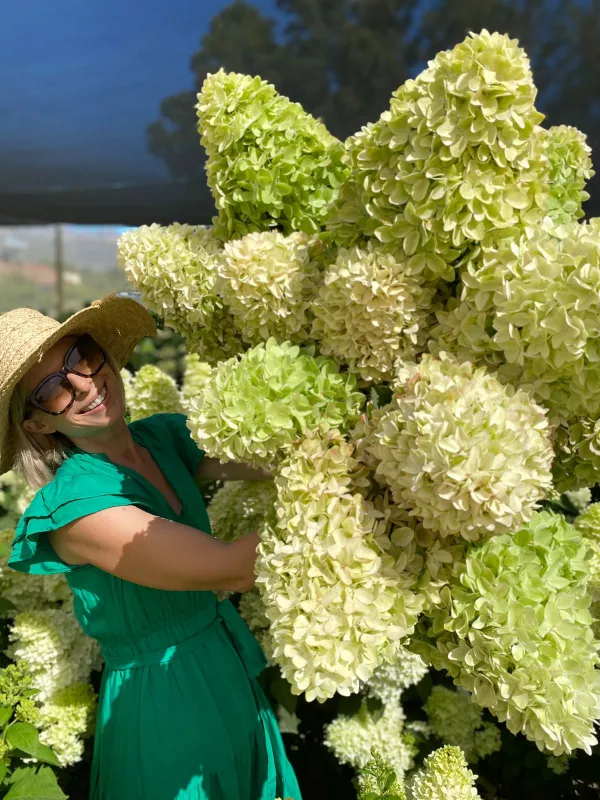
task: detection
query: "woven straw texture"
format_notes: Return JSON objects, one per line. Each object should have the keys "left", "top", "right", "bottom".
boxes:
{"left": 0, "top": 295, "right": 156, "bottom": 474}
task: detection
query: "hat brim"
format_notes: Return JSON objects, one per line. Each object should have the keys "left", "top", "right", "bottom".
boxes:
{"left": 0, "top": 295, "right": 157, "bottom": 475}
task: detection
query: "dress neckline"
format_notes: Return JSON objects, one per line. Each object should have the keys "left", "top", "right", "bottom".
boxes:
{"left": 72, "top": 421, "right": 184, "bottom": 519}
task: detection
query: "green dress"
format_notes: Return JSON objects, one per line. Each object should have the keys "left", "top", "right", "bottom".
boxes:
{"left": 8, "top": 413, "right": 301, "bottom": 800}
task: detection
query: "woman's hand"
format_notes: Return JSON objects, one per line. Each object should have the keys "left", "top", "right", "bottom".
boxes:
{"left": 195, "top": 458, "right": 274, "bottom": 484}
{"left": 48, "top": 507, "right": 260, "bottom": 593}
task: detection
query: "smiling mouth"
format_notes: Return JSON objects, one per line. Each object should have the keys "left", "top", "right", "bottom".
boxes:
{"left": 81, "top": 385, "right": 108, "bottom": 414}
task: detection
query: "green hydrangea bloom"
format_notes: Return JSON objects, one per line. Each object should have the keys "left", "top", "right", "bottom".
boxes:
{"left": 186, "top": 338, "right": 365, "bottom": 467}
{"left": 546, "top": 753, "right": 573, "bottom": 775}
{"left": 431, "top": 220, "right": 600, "bottom": 423}
{"left": 552, "top": 418, "right": 600, "bottom": 493}
{"left": 327, "top": 30, "right": 547, "bottom": 280}
{"left": 410, "top": 746, "right": 480, "bottom": 800}
{"left": 180, "top": 354, "right": 213, "bottom": 415}
{"left": 208, "top": 480, "right": 277, "bottom": 542}
{"left": 39, "top": 683, "right": 97, "bottom": 767}
{"left": 117, "top": 223, "right": 242, "bottom": 363}
{"left": 312, "top": 243, "right": 436, "bottom": 383}
{"left": 365, "top": 648, "right": 429, "bottom": 705}
{"left": 324, "top": 703, "right": 416, "bottom": 783}
{"left": 0, "top": 528, "right": 71, "bottom": 614}
{"left": 217, "top": 231, "right": 320, "bottom": 346}
{"left": 368, "top": 354, "right": 553, "bottom": 540}
{"left": 543, "top": 125, "right": 594, "bottom": 224}
{"left": 0, "top": 661, "right": 35, "bottom": 707}
{"left": 256, "top": 429, "right": 424, "bottom": 701}
{"left": 424, "top": 686, "right": 501, "bottom": 763}
{"left": 122, "top": 365, "right": 182, "bottom": 422}
{"left": 575, "top": 502, "right": 600, "bottom": 540}
{"left": 197, "top": 69, "right": 349, "bottom": 239}
{"left": 413, "top": 511, "right": 600, "bottom": 755}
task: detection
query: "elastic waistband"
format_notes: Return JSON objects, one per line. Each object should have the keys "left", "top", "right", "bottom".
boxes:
{"left": 101, "top": 599, "right": 267, "bottom": 680}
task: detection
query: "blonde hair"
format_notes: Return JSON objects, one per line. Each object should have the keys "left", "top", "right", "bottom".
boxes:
{"left": 8, "top": 346, "right": 125, "bottom": 490}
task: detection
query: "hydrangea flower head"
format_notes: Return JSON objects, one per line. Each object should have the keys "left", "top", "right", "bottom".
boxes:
{"left": 413, "top": 511, "right": 600, "bottom": 755}
{"left": 217, "top": 231, "right": 320, "bottom": 345}
{"left": 543, "top": 125, "right": 594, "bottom": 224}
{"left": 186, "top": 338, "right": 364, "bottom": 467}
{"left": 256, "top": 429, "right": 424, "bottom": 700}
{"left": 197, "top": 70, "right": 349, "bottom": 238}
{"left": 368, "top": 353, "right": 553, "bottom": 539}
{"left": 327, "top": 30, "right": 547, "bottom": 278}
{"left": 117, "top": 223, "right": 242, "bottom": 363}
{"left": 123, "top": 364, "right": 182, "bottom": 422}
{"left": 410, "top": 746, "right": 480, "bottom": 800}
{"left": 312, "top": 243, "right": 436, "bottom": 382}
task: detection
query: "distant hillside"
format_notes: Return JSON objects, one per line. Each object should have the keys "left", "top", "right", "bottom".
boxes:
{"left": 0, "top": 225, "right": 125, "bottom": 272}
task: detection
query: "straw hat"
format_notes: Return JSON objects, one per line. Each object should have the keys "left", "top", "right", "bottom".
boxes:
{"left": 0, "top": 295, "right": 157, "bottom": 474}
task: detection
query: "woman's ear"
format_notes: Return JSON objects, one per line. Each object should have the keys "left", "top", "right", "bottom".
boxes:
{"left": 22, "top": 416, "right": 57, "bottom": 435}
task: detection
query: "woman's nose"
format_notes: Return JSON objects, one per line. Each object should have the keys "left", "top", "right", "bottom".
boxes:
{"left": 67, "top": 372, "right": 95, "bottom": 394}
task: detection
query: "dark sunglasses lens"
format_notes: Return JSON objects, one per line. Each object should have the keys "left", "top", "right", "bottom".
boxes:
{"left": 66, "top": 335, "right": 105, "bottom": 375}
{"left": 34, "top": 376, "right": 74, "bottom": 414}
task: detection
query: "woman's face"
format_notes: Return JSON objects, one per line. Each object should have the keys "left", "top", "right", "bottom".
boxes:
{"left": 21, "top": 335, "right": 125, "bottom": 441}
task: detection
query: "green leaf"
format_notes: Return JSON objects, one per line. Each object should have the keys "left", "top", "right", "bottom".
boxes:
{"left": 0, "top": 598, "right": 17, "bottom": 615}
{"left": 0, "top": 706, "right": 13, "bottom": 727}
{"left": 269, "top": 673, "right": 297, "bottom": 715}
{"left": 4, "top": 766, "right": 66, "bottom": 799}
{"left": 0, "top": 759, "right": 7, "bottom": 784}
{"left": 6, "top": 724, "right": 60, "bottom": 766}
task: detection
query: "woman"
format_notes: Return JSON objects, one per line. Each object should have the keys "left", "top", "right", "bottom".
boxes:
{"left": 0, "top": 296, "right": 301, "bottom": 800}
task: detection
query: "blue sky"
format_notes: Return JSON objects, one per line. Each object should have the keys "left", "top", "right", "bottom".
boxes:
{"left": 0, "top": 0, "right": 279, "bottom": 192}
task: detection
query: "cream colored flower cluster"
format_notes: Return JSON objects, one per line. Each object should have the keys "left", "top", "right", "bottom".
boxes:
{"left": 117, "top": 223, "right": 242, "bottom": 363}
{"left": 39, "top": 684, "right": 97, "bottom": 767}
{"left": 0, "top": 529, "right": 71, "bottom": 614}
{"left": 255, "top": 429, "right": 424, "bottom": 701}
{"left": 365, "top": 647, "right": 429, "bottom": 705}
{"left": 324, "top": 703, "right": 416, "bottom": 782}
{"left": 367, "top": 354, "right": 553, "bottom": 540}
{"left": 122, "top": 365, "right": 182, "bottom": 422}
{"left": 410, "top": 746, "right": 480, "bottom": 800}
{"left": 217, "top": 231, "right": 320, "bottom": 346}
{"left": 312, "top": 243, "right": 436, "bottom": 382}
{"left": 7, "top": 606, "right": 101, "bottom": 702}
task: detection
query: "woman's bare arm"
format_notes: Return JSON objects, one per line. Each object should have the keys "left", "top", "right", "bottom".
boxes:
{"left": 47, "top": 506, "right": 258, "bottom": 593}
{"left": 195, "top": 457, "right": 272, "bottom": 483}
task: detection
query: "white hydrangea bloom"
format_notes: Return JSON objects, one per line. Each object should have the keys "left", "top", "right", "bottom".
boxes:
{"left": 410, "top": 745, "right": 480, "bottom": 800}
{"left": 312, "top": 243, "right": 436, "bottom": 382}
{"left": 0, "top": 529, "right": 71, "bottom": 614}
{"left": 324, "top": 703, "right": 416, "bottom": 782}
{"left": 365, "top": 648, "right": 428, "bottom": 705}
{"left": 39, "top": 683, "right": 97, "bottom": 766}
{"left": 117, "top": 223, "right": 242, "bottom": 363}
{"left": 217, "top": 231, "right": 320, "bottom": 346}
{"left": 255, "top": 429, "right": 424, "bottom": 701}
{"left": 7, "top": 607, "right": 100, "bottom": 701}
{"left": 369, "top": 353, "right": 553, "bottom": 540}
{"left": 122, "top": 364, "right": 182, "bottom": 422}
{"left": 564, "top": 487, "right": 592, "bottom": 512}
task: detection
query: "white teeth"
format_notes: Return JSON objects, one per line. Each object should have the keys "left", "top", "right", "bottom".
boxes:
{"left": 82, "top": 386, "right": 107, "bottom": 413}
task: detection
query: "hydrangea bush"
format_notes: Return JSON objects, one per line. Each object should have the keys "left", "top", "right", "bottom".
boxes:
{"left": 116, "top": 26, "right": 600, "bottom": 784}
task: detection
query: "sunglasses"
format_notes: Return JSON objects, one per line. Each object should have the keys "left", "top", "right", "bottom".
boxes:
{"left": 26, "top": 334, "right": 107, "bottom": 416}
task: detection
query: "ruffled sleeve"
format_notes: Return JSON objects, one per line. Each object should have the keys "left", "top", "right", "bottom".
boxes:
{"left": 8, "top": 459, "right": 152, "bottom": 575}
